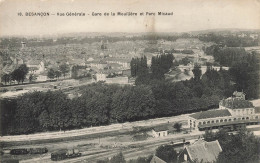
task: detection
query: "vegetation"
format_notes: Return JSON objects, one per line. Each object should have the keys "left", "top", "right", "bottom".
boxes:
{"left": 204, "top": 129, "right": 260, "bottom": 163}
{"left": 59, "top": 63, "right": 70, "bottom": 78}
{"left": 128, "top": 155, "right": 153, "bottom": 163}
{"left": 96, "top": 152, "right": 126, "bottom": 163}
{"left": 1, "top": 64, "right": 29, "bottom": 84}
{"left": 204, "top": 46, "right": 259, "bottom": 99}
{"left": 155, "top": 145, "right": 178, "bottom": 163}
{"left": 173, "top": 122, "right": 182, "bottom": 132}
{"left": 47, "top": 68, "right": 61, "bottom": 80}
{"left": 1, "top": 48, "right": 259, "bottom": 135}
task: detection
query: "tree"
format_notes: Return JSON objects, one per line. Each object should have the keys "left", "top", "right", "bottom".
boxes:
{"left": 29, "top": 74, "right": 36, "bottom": 83}
{"left": 47, "top": 68, "right": 56, "bottom": 79}
{"left": 71, "top": 65, "right": 79, "bottom": 79}
{"left": 155, "top": 145, "right": 178, "bottom": 163}
{"left": 11, "top": 64, "right": 29, "bottom": 84}
{"left": 192, "top": 64, "right": 202, "bottom": 81}
{"left": 204, "top": 129, "right": 260, "bottom": 163}
{"left": 173, "top": 122, "right": 182, "bottom": 132}
{"left": 55, "top": 70, "right": 61, "bottom": 79}
{"left": 1, "top": 74, "right": 10, "bottom": 85}
{"left": 59, "top": 64, "right": 70, "bottom": 78}
{"left": 109, "top": 152, "right": 126, "bottom": 163}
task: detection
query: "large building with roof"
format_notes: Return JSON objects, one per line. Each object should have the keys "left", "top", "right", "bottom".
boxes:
{"left": 189, "top": 92, "right": 260, "bottom": 131}
{"left": 178, "top": 139, "right": 222, "bottom": 163}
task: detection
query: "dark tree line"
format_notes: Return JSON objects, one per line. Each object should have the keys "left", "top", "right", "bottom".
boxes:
{"left": 130, "top": 56, "right": 148, "bottom": 77}
{"left": 151, "top": 54, "right": 174, "bottom": 80}
{"left": 130, "top": 54, "right": 174, "bottom": 85}
{"left": 1, "top": 67, "right": 232, "bottom": 135}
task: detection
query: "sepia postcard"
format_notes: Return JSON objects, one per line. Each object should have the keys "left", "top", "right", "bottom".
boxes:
{"left": 0, "top": 0, "right": 260, "bottom": 162}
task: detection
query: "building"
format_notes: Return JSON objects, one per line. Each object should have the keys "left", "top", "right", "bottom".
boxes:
{"left": 21, "top": 41, "right": 26, "bottom": 49}
{"left": 152, "top": 126, "right": 169, "bottom": 138}
{"left": 87, "top": 60, "right": 107, "bottom": 69}
{"left": 36, "top": 72, "right": 48, "bottom": 82}
{"left": 27, "top": 60, "right": 45, "bottom": 75}
{"left": 106, "top": 77, "right": 129, "bottom": 84}
{"left": 104, "top": 57, "right": 131, "bottom": 69}
{"left": 96, "top": 73, "right": 106, "bottom": 82}
{"left": 188, "top": 92, "right": 259, "bottom": 131}
{"left": 150, "top": 155, "right": 166, "bottom": 163}
{"left": 178, "top": 140, "right": 222, "bottom": 163}
{"left": 249, "top": 34, "right": 258, "bottom": 40}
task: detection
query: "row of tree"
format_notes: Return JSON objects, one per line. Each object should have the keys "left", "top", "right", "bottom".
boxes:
{"left": 130, "top": 54, "right": 174, "bottom": 85}
{"left": 0, "top": 67, "right": 230, "bottom": 135}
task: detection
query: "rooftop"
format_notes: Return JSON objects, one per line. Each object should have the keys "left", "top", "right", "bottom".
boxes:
{"left": 233, "top": 91, "right": 245, "bottom": 97}
{"left": 186, "top": 140, "right": 222, "bottom": 163}
{"left": 150, "top": 155, "right": 166, "bottom": 163}
{"left": 190, "top": 109, "right": 232, "bottom": 120}
{"left": 27, "top": 60, "right": 42, "bottom": 66}
{"left": 219, "top": 98, "right": 254, "bottom": 109}
{"left": 153, "top": 126, "right": 169, "bottom": 132}
{"left": 198, "top": 119, "right": 259, "bottom": 128}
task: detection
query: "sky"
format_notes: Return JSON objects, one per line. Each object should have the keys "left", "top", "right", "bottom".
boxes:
{"left": 0, "top": 0, "right": 260, "bottom": 36}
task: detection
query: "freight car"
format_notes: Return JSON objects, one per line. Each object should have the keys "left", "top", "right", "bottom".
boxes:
{"left": 51, "top": 149, "right": 82, "bottom": 161}
{"left": 10, "top": 149, "right": 29, "bottom": 155}
{"left": 9, "top": 147, "right": 48, "bottom": 155}
{"left": 29, "top": 147, "right": 48, "bottom": 154}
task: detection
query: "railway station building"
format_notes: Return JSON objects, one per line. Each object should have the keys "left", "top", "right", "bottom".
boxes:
{"left": 188, "top": 92, "right": 260, "bottom": 131}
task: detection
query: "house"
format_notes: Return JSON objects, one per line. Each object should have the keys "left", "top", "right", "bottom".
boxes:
{"left": 189, "top": 92, "right": 259, "bottom": 131}
{"left": 27, "top": 60, "right": 45, "bottom": 75}
{"left": 150, "top": 155, "right": 166, "bottom": 163}
{"left": 152, "top": 126, "right": 169, "bottom": 138}
{"left": 238, "top": 33, "right": 247, "bottom": 38}
{"left": 249, "top": 34, "right": 258, "bottom": 39}
{"left": 122, "top": 69, "right": 131, "bottom": 77}
{"left": 178, "top": 140, "right": 222, "bottom": 163}
{"left": 36, "top": 72, "right": 48, "bottom": 82}
{"left": 96, "top": 73, "right": 106, "bottom": 82}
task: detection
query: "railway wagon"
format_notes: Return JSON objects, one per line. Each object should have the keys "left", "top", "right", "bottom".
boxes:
{"left": 29, "top": 147, "right": 48, "bottom": 154}
{"left": 51, "top": 149, "right": 82, "bottom": 161}
{"left": 10, "top": 149, "right": 29, "bottom": 155}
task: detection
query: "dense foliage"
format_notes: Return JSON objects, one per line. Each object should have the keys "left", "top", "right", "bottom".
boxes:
{"left": 204, "top": 46, "right": 259, "bottom": 99}
{"left": 204, "top": 129, "right": 260, "bottom": 163}
{"left": 155, "top": 145, "right": 178, "bottom": 163}
{"left": 128, "top": 155, "right": 153, "bottom": 163}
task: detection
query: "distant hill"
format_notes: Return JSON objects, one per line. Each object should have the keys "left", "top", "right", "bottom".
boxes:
{"left": 188, "top": 28, "right": 260, "bottom": 35}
